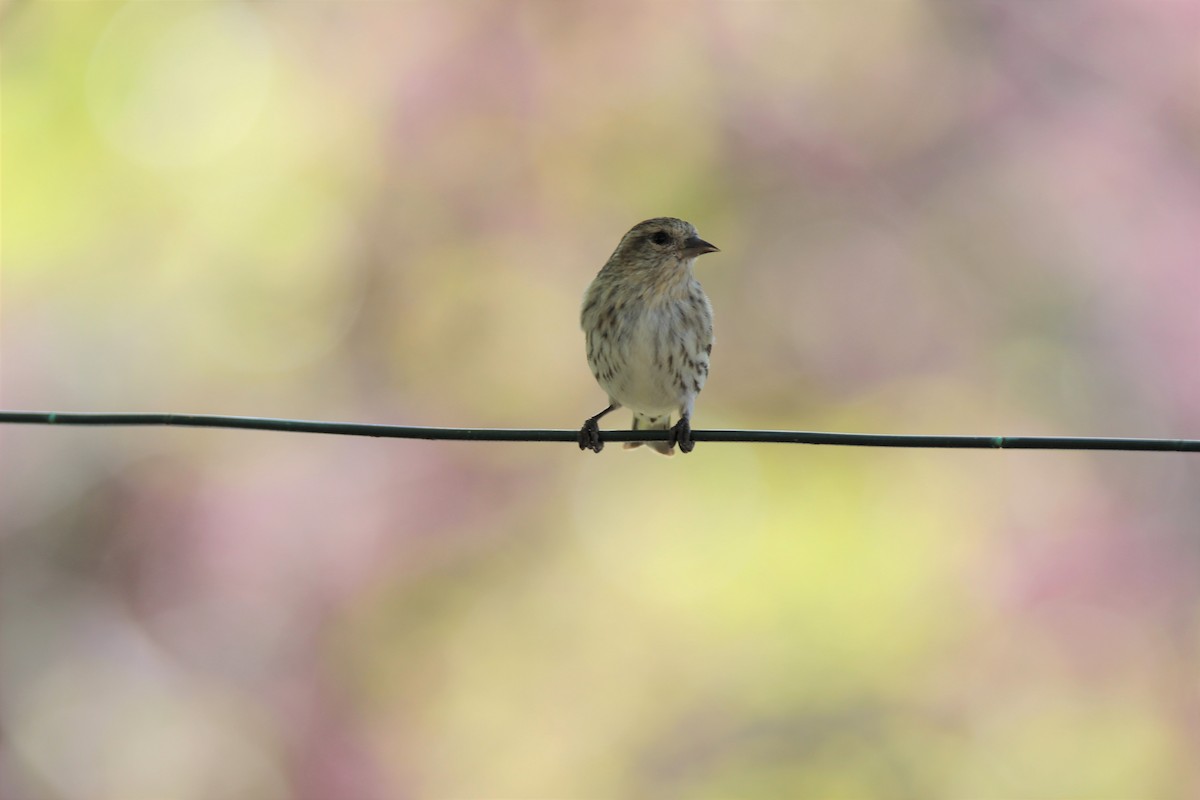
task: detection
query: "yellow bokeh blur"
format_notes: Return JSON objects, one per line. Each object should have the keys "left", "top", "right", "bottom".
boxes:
{"left": 4, "top": 1, "right": 1200, "bottom": 797}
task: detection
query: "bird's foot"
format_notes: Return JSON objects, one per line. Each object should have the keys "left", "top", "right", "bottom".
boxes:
{"left": 669, "top": 416, "right": 694, "bottom": 454}
{"left": 579, "top": 418, "right": 604, "bottom": 453}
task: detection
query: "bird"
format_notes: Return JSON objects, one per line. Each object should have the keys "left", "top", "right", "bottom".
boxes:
{"left": 578, "top": 217, "right": 718, "bottom": 455}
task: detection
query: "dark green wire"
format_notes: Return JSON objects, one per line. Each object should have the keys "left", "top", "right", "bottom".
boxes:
{"left": 1, "top": 411, "right": 1197, "bottom": 451}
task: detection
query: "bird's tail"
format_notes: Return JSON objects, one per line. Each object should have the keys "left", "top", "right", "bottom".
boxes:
{"left": 625, "top": 412, "right": 674, "bottom": 456}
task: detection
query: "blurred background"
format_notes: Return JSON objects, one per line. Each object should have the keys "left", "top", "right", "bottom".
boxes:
{"left": 3, "top": 1, "right": 1200, "bottom": 797}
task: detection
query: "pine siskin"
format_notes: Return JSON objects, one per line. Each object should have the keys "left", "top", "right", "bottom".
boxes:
{"left": 578, "top": 217, "right": 719, "bottom": 456}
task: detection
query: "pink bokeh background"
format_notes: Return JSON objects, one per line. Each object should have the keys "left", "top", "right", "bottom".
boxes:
{"left": 3, "top": 1, "right": 1200, "bottom": 796}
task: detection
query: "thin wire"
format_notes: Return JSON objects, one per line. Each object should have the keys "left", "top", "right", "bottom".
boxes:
{"left": 1, "top": 411, "right": 1197, "bottom": 451}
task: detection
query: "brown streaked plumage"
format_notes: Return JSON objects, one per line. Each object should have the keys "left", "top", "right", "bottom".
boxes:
{"left": 578, "top": 217, "right": 718, "bottom": 455}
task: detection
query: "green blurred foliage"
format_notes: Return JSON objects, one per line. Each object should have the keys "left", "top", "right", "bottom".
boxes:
{"left": 3, "top": 1, "right": 1200, "bottom": 797}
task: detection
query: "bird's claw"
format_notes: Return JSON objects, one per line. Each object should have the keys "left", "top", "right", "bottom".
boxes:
{"left": 670, "top": 417, "right": 694, "bottom": 454}
{"left": 579, "top": 418, "right": 604, "bottom": 453}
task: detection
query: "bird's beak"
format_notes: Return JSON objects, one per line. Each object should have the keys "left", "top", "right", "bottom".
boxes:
{"left": 681, "top": 235, "right": 719, "bottom": 258}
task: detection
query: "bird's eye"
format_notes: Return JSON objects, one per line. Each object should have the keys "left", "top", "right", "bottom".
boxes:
{"left": 650, "top": 231, "right": 671, "bottom": 246}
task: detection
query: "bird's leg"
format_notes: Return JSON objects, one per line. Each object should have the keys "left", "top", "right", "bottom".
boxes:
{"left": 669, "top": 413, "right": 694, "bottom": 454}
{"left": 579, "top": 404, "right": 618, "bottom": 453}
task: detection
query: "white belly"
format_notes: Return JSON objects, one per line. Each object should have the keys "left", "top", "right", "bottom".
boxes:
{"left": 598, "top": 309, "right": 707, "bottom": 415}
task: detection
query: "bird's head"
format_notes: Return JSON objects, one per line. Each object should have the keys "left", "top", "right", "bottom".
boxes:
{"left": 608, "top": 217, "right": 719, "bottom": 274}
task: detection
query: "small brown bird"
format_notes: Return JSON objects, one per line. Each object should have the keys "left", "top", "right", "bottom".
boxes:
{"left": 578, "top": 217, "right": 718, "bottom": 455}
